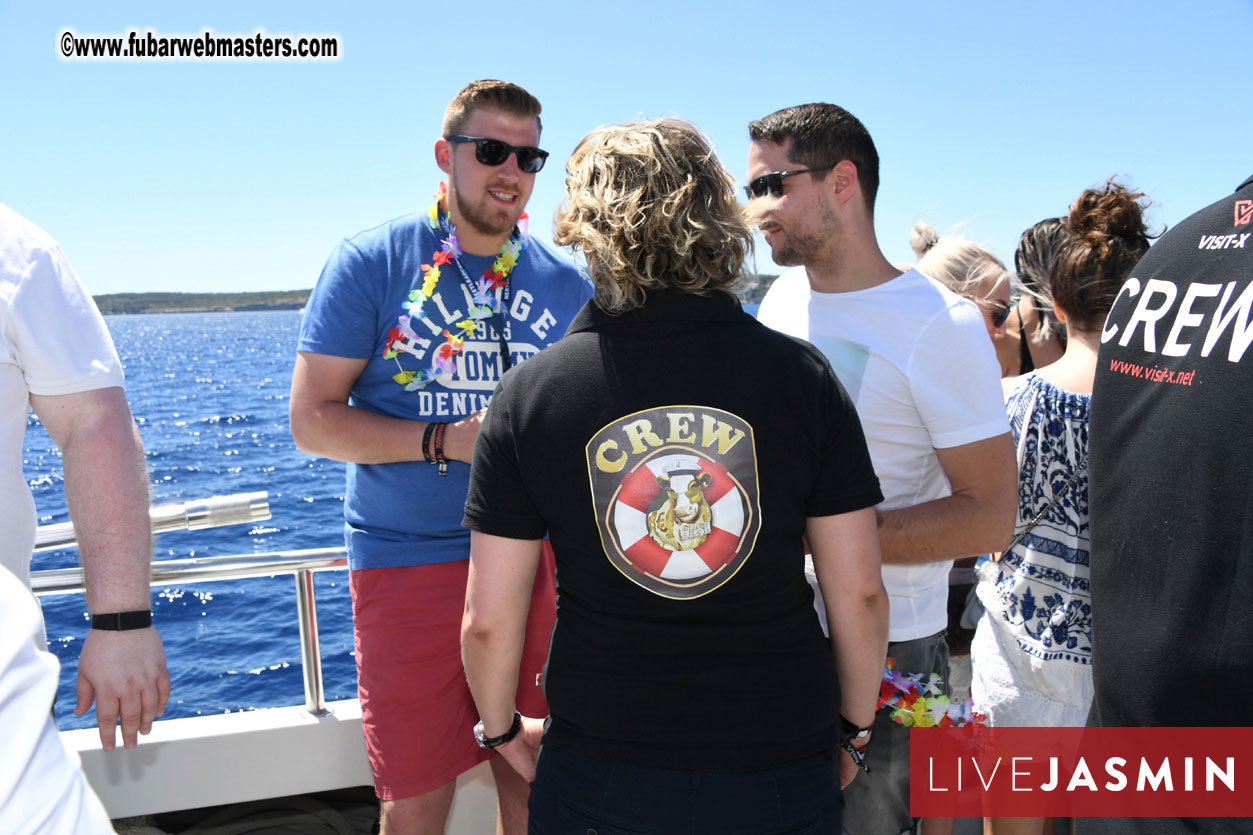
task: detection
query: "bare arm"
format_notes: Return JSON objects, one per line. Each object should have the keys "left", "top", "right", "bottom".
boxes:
{"left": 461, "top": 532, "right": 543, "bottom": 781}
{"left": 877, "top": 433, "right": 1017, "bottom": 565}
{"left": 288, "top": 351, "right": 482, "bottom": 464}
{"left": 809, "top": 508, "right": 889, "bottom": 787}
{"left": 30, "top": 386, "right": 169, "bottom": 751}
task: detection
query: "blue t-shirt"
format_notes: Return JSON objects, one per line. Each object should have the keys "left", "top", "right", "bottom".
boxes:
{"left": 298, "top": 212, "right": 592, "bottom": 570}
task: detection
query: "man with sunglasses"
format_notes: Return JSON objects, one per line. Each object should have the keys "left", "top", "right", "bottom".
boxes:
{"left": 747, "top": 103, "right": 1016, "bottom": 835}
{"left": 290, "top": 80, "right": 591, "bottom": 835}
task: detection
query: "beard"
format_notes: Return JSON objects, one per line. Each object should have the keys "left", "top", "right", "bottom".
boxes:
{"left": 767, "top": 201, "right": 840, "bottom": 270}
{"left": 770, "top": 227, "right": 827, "bottom": 267}
{"left": 452, "top": 177, "right": 521, "bottom": 239}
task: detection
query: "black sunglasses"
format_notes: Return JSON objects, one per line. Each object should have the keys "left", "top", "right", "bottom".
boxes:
{"left": 446, "top": 135, "right": 549, "bottom": 174}
{"left": 977, "top": 299, "right": 1013, "bottom": 328}
{"left": 743, "top": 165, "right": 835, "bottom": 200}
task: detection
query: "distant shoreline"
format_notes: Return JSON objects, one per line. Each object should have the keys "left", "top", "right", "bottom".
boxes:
{"left": 94, "top": 290, "right": 311, "bottom": 315}
{"left": 94, "top": 275, "right": 780, "bottom": 316}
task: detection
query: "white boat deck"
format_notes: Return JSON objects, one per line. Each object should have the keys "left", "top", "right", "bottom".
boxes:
{"left": 62, "top": 698, "right": 500, "bottom": 833}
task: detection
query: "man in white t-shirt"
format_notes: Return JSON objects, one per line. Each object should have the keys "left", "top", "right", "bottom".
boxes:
{"left": 747, "top": 104, "right": 1016, "bottom": 835}
{"left": 1, "top": 202, "right": 168, "bottom": 754}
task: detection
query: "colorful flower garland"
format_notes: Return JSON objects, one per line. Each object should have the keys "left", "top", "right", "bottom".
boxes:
{"left": 382, "top": 182, "right": 530, "bottom": 391}
{"left": 878, "top": 657, "right": 987, "bottom": 728}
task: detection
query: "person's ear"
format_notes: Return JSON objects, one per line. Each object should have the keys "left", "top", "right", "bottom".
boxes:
{"left": 830, "top": 160, "right": 859, "bottom": 207}
{"left": 435, "top": 138, "right": 452, "bottom": 176}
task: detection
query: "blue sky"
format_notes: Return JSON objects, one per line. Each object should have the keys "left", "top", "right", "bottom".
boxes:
{"left": 2, "top": 0, "right": 1250, "bottom": 295}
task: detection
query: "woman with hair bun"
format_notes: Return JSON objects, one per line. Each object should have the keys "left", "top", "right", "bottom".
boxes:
{"left": 972, "top": 180, "right": 1157, "bottom": 835}
{"left": 910, "top": 222, "right": 1014, "bottom": 340}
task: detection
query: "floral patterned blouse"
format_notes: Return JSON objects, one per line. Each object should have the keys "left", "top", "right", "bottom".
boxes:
{"left": 977, "top": 372, "right": 1091, "bottom": 671}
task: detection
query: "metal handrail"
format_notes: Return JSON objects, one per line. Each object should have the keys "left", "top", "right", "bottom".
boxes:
{"left": 35, "top": 491, "right": 272, "bottom": 552}
{"left": 31, "top": 548, "right": 348, "bottom": 717}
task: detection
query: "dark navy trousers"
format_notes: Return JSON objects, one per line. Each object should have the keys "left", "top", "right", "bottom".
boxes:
{"left": 527, "top": 744, "right": 844, "bottom": 834}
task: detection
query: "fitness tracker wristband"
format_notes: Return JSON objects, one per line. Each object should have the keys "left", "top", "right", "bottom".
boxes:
{"left": 89, "top": 610, "right": 152, "bottom": 631}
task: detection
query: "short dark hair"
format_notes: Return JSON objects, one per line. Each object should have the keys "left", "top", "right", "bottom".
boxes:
{"left": 442, "top": 79, "right": 542, "bottom": 137}
{"left": 748, "top": 103, "right": 880, "bottom": 213}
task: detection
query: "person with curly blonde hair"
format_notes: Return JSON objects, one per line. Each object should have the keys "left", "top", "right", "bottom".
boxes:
{"left": 552, "top": 119, "right": 750, "bottom": 312}
{"left": 462, "top": 119, "right": 888, "bottom": 833}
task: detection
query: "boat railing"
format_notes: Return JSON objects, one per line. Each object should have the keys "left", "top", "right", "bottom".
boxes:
{"left": 30, "top": 492, "right": 346, "bottom": 717}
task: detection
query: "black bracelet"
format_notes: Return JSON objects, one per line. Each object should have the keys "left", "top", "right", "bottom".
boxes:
{"left": 474, "top": 710, "right": 523, "bottom": 750}
{"left": 90, "top": 610, "right": 152, "bottom": 631}
{"left": 422, "top": 421, "right": 438, "bottom": 463}
{"left": 433, "top": 421, "right": 448, "bottom": 477}
{"left": 840, "top": 714, "right": 873, "bottom": 744}
{"left": 841, "top": 738, "right": 872, "bottom": 774}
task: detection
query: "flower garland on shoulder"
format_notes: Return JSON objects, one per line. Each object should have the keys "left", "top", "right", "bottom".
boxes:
{"left": 382, "top": 182, "right": 530, "bottom": 391}
{"left": 878, "top": 657, "right": 987, "bottom": 728}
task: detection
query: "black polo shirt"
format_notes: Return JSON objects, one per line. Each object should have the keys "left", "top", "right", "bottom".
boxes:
{"left": 464, "top": 289, "right": 883, "bottom": 769}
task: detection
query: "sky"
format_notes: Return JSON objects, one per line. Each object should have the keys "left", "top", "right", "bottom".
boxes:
{"left": 2, "top": 0, "right": 1250, "bottom": 295}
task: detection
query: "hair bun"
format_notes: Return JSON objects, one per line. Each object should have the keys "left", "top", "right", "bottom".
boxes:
{"left": 1066, "top": 179, "right": 1151, "bottom": 259}
{"left": 909, "top": 221, "right": 940, "bottom": 257}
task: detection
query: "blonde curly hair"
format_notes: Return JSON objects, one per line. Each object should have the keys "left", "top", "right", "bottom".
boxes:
{"left": 554, "top": 119, "right": 753, "bottom": 314}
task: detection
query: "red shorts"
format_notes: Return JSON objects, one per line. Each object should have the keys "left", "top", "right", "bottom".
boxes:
{"left": 349, "top": 543, "right": 555, "bottom": 800}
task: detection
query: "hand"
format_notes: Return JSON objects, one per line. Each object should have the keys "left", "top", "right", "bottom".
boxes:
{"left": 443, "top": 408, "right": 487, "bottom": 463}
{"left": 75, "top": 627, "right": 170, "bottom": 751}
{"left": 495, "top": 715, "right": 544, "bottom": 782}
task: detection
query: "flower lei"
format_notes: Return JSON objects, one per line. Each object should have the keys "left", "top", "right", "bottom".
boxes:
{"left": 878, "top": 657, "right": 987, "bottom": 728}
{"left": 382, "top": 182, "right": 530, "bottom": 391}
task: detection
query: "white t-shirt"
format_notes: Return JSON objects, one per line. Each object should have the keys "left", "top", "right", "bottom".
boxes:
{"left": 0, "top": 565, "right": 114, "bottom": 834}
{"left": 758, "top": 268, "right": 1008, "bottom": 641}
{"left": 0, "top": 202, "right": 125, "bottom": 589}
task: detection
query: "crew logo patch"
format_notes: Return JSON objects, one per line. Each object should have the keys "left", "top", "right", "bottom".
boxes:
{"left": 585, "top": 406, "right": 761, "bottom": 599}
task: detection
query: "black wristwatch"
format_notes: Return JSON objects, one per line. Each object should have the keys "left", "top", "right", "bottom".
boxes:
{"left": 474, "top": 711, "right": 522, "bottom": 750}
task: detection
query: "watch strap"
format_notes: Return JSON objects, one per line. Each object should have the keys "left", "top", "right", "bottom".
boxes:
{"left": 90, "top": 610, "right": 152, "bottom": 631}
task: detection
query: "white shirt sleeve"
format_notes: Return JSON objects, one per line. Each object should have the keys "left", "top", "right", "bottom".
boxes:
{"left": 4, "top": 239, "right": 124, "bottom": 396}
{"left": 907, "top": 297, "right": 1009, "bottom": 449}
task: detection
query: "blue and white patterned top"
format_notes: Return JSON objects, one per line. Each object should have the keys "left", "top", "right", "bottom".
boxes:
{"left": 977, "top": 372, "right": 1091, "bottom": 669}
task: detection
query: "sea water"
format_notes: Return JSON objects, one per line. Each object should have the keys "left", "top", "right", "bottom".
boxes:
{"left": 29, "top": 310, "right": 356, "bottom": 730}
